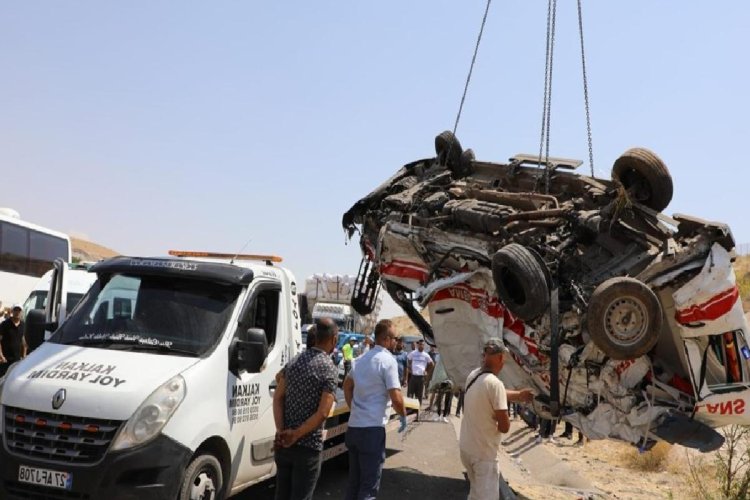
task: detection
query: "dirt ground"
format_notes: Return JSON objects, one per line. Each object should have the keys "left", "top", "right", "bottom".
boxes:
{"left": 499, "top": 419, "right": 700, "bottom": 499}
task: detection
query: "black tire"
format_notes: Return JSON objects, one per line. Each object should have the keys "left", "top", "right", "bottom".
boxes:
{"left": 451, "top": 148, "right": 475, "bottom": 178}
{"left": 491, "top": 244, "right": 550, "bottom": 321}
{"left": 179, "top": 454, "right": 224, "bottom": 500}
{"left": 612, "top": 148, "right": 673, "bottom": 212}
{"left": 586, "top": 277, "right": 663, "bottom": 360}
{"left": 435, "top": 130, "right": 463, "bottom": 168}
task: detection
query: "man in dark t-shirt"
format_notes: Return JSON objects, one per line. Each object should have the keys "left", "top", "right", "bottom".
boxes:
{"left": 273, "top": 318, "right": 339, "bottom": 500}
{"left": 0, "top": 305, "right": 27, "bottom": 376}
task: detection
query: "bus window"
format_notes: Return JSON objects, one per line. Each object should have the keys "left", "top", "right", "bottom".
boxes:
{"left": 1, "top": 222, "right": 29, "bottom": 274}
{"left": 29, "top": 231, "right": 70, "bottom": 276}
{"left": 0, "top": 213, "right": 71, "bottom": 307}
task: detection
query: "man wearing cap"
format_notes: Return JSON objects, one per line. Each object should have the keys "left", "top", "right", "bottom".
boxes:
{"left": 406, "top": 339, "right": 433, "bottom": 405}
{"left": 0, "top": 305, "right": 27, "bottom": 376}
{"left": 460, "top": 338, "right": 534, "bottom": 500}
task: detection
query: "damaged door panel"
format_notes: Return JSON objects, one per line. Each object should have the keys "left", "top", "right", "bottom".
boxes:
{"left": 343, "top": 131, "right": 750, "bottom": 452}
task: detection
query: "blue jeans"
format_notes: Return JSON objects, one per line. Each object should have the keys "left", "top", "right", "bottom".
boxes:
{"left": 274, "top": 445, "right": 323, "bottom": 500}
{"left": 344, "top": 426, "right": 386, "bottom": 500}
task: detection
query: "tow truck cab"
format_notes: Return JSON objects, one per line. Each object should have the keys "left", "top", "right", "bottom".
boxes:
{"left": 0, "top": 251, "right": 327, "bottom": 499}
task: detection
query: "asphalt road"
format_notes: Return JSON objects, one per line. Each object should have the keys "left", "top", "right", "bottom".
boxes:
{"left": 235, "top": 415, "right": 468, "bottom": 499}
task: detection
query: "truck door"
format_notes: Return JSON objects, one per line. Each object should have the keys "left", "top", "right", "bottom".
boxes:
{"left": 227, "top": 279, "right": 286, "bottom": 486}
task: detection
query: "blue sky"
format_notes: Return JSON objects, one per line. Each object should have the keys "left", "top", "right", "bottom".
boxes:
{"left": 1, "top": 2, "right": 748, "bottom": 318}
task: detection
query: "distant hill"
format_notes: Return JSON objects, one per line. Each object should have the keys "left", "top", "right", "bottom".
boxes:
{"left": 71, "top": 237, "right": 119, "bottom": 263}
{"left": 389, "top": 308, "right": 429, "bottom": 337}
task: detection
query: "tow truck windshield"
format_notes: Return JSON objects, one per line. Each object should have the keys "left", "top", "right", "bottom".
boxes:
{"left": 50, "top": 273, "right": 241, "bottom": 356}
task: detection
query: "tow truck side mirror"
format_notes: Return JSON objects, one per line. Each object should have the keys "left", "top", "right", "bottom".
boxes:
{"left": 229, "top": 327, "right": 268, "bottom": 377}
{"left": 25, "top": 309, "right": 46, "bottom": 354}
{"left": 25, "top": 309, "right": 57, "bottom": 354}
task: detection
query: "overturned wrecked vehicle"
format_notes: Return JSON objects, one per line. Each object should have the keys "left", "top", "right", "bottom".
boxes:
{"left": 343, "top": 131, "right": 750, "bottom": 452}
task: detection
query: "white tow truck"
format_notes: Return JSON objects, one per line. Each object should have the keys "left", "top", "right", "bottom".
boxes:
{"left": 0, "top": 251, "right": 415, "bottom": 499}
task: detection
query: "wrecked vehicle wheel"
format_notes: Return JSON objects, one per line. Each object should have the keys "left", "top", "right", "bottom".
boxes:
{"left": 492, "top": 244, "right": 549, "bottom": 321}
{"left": 587, "top": 277, "right": 663, "bottom": 360}
{"left": 612, "top": 148, "right": 673, "bottom": 212}
{"left": 435, "top": 130, "right": 463, "bottom": 169}
{"left": 450, "top": 148, "right": 475, "bottom": 178}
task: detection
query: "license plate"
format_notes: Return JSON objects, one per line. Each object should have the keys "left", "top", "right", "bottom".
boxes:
{"left": 18, "top": 465, "right": 72, "bottom": 490}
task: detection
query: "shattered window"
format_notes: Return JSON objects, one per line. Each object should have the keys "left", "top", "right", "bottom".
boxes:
{"left": 705, "top": 330, "right": 750, "bottom": 388}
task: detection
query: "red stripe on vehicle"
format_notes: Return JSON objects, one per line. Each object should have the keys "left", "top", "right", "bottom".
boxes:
{"left": 429, "top": 284, "right": 505, "bottom": 318}
{"left": 675, "top": 286, "right": 739, "bottom": 324}
{"left": 380, "top": 261, "right": 428, "bottom": 282}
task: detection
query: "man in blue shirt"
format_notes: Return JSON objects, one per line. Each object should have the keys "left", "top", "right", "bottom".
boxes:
{"left": 343, "top": 319, "right": 406, "bottom": 500}
{"left": 390, "top": 336, "right": 408, "bottom": 387}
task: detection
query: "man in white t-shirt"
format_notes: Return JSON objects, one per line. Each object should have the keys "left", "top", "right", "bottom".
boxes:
{"left": 406, "top": 339, "right": 433, "bottom": 405}
{"left": 459, "top": 339, "right": 534, "bottom": 500}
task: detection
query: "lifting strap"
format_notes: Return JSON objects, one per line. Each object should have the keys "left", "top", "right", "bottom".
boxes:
{"left": 466, "top": 370, "right": 494, "bottom": 393}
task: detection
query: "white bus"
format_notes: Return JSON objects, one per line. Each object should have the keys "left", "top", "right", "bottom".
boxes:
{"left": 0, "top": 208, "right": 71, "bottom": 308}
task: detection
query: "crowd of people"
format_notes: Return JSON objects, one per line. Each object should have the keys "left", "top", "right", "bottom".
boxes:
{"left": 275, "top": 318, "right": 406, "bottom": 500}
{"left": 274, "top": 316, "right": 588, "bottom": 500}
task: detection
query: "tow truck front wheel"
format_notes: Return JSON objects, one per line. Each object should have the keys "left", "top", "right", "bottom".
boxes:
{"left": 587, "top": 277, "right": 663, "bottom": 360}
{"left": 180, "top": 454, "right": 224, "bottom": 500}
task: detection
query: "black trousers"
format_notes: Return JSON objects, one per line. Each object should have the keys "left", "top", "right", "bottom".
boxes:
{"left": 439, "top": 391, "right": 453, "bottom": 417}
{"left": 407, "top": 375, "right": 425, "bottom": 403}
{"left": 274, "top": 445, "right": 323, "bottom": 500}
{"left": 539, "top": 418, "right": 557, "bottom": 438}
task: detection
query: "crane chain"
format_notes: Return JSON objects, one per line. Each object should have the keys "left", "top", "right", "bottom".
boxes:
{"left": 577, "top": 0, "right": 595, "bottom": 177}
{"left": 538, "top": 0, "right": 557, "bottom": 194}
{"left": 453, "top": 0, "right": 493, "bottom": 137}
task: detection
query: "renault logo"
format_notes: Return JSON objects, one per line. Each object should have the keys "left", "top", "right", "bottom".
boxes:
{"left": 52, "top": 389, "right": 66, "bottom": 410}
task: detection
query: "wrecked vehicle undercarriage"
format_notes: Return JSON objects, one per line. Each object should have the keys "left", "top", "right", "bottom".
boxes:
{"left": 343, "top": 131, "right": 750, "bottom": 452}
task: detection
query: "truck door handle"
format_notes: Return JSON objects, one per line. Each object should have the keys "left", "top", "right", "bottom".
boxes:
{"left": 269, "top": 381, "right": 277, "bottom": 395}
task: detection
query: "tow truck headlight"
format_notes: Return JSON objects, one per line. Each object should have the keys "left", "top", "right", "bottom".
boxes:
{"left": 111, "top": 375, "right": 186, "bottom": 451}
